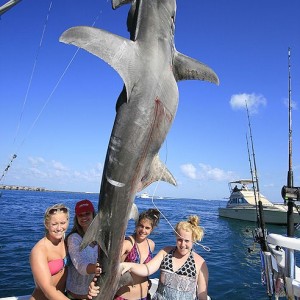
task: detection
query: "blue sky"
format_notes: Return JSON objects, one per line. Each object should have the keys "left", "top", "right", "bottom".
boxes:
{"left": 0, "top": 0, "right": 299, "bottom": 201}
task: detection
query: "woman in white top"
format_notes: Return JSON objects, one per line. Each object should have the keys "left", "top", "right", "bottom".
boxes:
{"left": 66, "top": 199, "right": 101, "bottom": 299}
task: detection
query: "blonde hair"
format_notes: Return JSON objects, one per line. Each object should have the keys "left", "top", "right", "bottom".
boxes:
{"left": 175, "top": 215, "right": 204, "bottom": 242}
{"left": 44, "top": 203, "right": 69, "bottom": 233}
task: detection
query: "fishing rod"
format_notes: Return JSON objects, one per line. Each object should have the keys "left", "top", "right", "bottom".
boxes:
{"left": 245, "top": 101, "right": 273, "bottom": 297}
{"left": 246, "top": 133, "right": 260, "bottom": 228}
{"left": 283, "top": 47, "right": 297, "bottom": 289}
{"left": 286, "top": 47, "right": 295, "bottom": 237}
{"left": 245, "top": 101, "right": 268, "bottom": 250}
{"left": 0, "top": 154, "right": 17, "bottom": 183}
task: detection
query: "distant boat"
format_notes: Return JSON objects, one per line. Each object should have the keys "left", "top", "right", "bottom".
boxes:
{"left": 139, "top": 192, "right": 151, "bottom": 199}
{"left": 218, "top": 179, "right": 300, "bottom": 225}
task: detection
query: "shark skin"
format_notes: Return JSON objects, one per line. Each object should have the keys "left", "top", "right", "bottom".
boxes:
{"left": 60, "top": 0, "right": 219, "bottom": 299}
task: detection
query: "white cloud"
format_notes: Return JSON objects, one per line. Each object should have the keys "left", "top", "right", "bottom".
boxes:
{"left": 230, "top": 93, "right": 267, "bottom": 114}
{"left": 51, "top": 160, "right": 69, "bottom": 171}
{"left": 28, "top": 156, "right": 45, "bottom": 167}
{"left": 283, "top": 97, "right": 298, "bottom": 110}
{"left": 181, "top": 162, "right": 235, "bottom": 181}
{"left": 181, "top": 164, "right": 197, "bottom": 179}
{"left": 5, "top": 155, "right": 103, "bottom": 191}
{"left": 28, "top": 167, "right": 48, "bottom": 178}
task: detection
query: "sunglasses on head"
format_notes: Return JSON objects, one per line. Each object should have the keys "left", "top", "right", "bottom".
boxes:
{"left": 48, "top": 207, "right": 68, "bottom": 215}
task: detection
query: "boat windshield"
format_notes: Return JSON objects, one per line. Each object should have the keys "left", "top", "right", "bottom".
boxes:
{"left": 229, "top": 180, "right": 254, "bottom": 193}
{"left": 227, "top": 197, "right": 248, "bottom": 207}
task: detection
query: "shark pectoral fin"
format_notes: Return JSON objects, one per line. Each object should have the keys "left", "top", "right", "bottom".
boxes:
{"left": 128, "top": 203, "right": 139, "bottom": 222}
{"left": 173, "top": 51, "right": 220, "bottom": 85}
{"left": 59, "top": 26, "right": 135, "bottom": 99}
{"left": 138, "top": 154, "right": 177, "bottom": 192}
{"left": 80, "top": 213, "right": 108, "bottom": 256}
{"left": 111, "top": 0, "right": 132, "bottom": 9}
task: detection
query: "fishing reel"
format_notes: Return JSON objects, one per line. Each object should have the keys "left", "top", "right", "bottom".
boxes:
{"left": 281, "top": 186, "right": 300, "bottom": 201}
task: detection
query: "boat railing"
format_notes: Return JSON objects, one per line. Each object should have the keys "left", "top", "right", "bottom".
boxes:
{"left": 267, "top": 233, "right": 300, "bottom": 298}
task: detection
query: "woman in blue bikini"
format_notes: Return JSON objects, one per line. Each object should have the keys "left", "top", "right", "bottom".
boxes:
{"left": 115, "top": 208, "right": 160, "bottom": 300}
{"left": 121, "top": 215, "right": 209, "bottom": 300}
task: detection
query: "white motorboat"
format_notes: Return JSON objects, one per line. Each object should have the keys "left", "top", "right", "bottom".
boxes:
{"left": 218, "top": 179, "right": 300, "bottom": 225}
{"left": 139, "top": 192, "right": 151, "bottom": 199}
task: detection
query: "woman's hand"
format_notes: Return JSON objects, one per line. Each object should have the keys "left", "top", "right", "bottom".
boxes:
{"left": 120, "top": 262, "right": 132, "bottom": 275}
{"left": 95, "top": 262, "right": 102, "bottom": 276}
{"left": 87, "top": 276, "right": 100, "bottom": 299}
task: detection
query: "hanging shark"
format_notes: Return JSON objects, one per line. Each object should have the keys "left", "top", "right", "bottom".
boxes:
{"left": 60, "top": 0, "right": 219, "bottom": 298}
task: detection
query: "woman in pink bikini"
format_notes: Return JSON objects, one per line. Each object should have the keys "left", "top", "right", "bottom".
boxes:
{"left": 115, "top": 208, "right": 160, "bottom": 300}
{"left": 29, "top": 203, "right": 99, "bottom": 300}
{"left": 30, "top": 203, "right": 70, "bottom": 300}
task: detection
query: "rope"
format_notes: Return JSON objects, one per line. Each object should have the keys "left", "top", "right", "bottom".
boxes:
{"left": 1, "top": 1, "right": 53, "bottom": 182}
{"left": 16, "top": 9, "right": 103, "bottom": 152}
{"left": 2, "top": 4, "right": 103, "bottom": 181}
{"left": 13, "top": 1, "right": 53, "bottom": 145}
{"left": 147, "top": 106, "right": 210, "bottom": 252}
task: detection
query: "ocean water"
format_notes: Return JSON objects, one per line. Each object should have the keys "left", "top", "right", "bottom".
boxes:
{"left": 0, "top": 190, "right": 297, "bottom": 299}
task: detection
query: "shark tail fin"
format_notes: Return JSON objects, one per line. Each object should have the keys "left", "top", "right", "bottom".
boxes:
{"left": 80, "top": 213, "right": 108, "bottom": 256}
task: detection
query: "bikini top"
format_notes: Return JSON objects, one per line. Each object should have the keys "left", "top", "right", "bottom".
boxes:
{"left": 48, "top": 256, "right": 68, "bottom": 276}
{"left": 124, "top": 238, "right": 153, "bottom": 264}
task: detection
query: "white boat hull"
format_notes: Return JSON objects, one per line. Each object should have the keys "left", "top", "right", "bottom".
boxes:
{"left": 218, "top": 206, "right": 300, "bottom": 225}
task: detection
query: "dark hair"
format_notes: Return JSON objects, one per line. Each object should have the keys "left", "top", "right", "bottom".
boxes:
{"left": 66, "top": 210, "right": 96, "bottom": 239}
{"left": 137, "top": 208, "right": 160, "bottom": 229}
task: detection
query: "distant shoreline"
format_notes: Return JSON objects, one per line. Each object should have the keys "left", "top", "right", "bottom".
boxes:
{"left": 0, "top": 184, "right": 98, "bottom": 194}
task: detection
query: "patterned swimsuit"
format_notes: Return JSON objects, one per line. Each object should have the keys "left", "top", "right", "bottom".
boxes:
{"left": 124, "top": 239, "right": 153, "bottom": 264}
{"left": 153, "top": 248, "right": 198, "bottom": 300}
{"left": 114, "top": 238, "right": 153, "bottom": 300}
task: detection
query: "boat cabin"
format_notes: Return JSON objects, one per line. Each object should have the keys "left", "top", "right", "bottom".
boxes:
{"left": 227, "top": 179, "right": 274, "bottom": 208}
